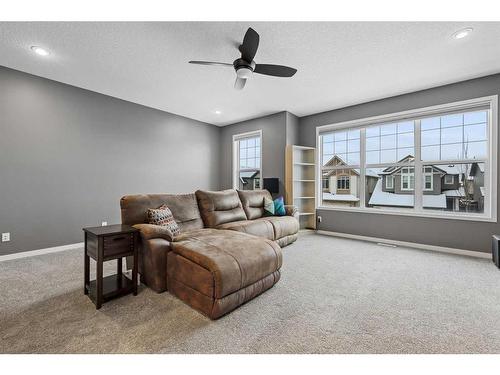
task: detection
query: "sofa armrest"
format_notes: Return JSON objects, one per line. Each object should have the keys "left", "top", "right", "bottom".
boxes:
{"left": 133, "top": 223, "right": 176, "bottom": 242}
{"left": 284, "top": 205, "right": 299, "bottom": 220}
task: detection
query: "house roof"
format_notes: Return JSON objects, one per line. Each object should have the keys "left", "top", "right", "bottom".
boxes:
{"left": 443, "top": 188, "right": 465, "bottom": 197}
{"left": 470, "top": 162, "right": 485, "bottom": 176}
{"left": 368, "top": 180, "right": 447, "bottom": 208}
{"left": 239, "top": 171, "right": 259, "bottom": 179}
{"left": 381, "top": 159, "right": 462, "bottom": 177}
{"left": 322, "top": 155, "right": 378, "bottom": 178}
{"left": 322, "top": 192, "right": 360, "bottom": 202}
{"left": 380, "top": 155, "right": 415, "bottom": 175}
{"left": 437, "top": 165, "right": 462, "bottom": 176}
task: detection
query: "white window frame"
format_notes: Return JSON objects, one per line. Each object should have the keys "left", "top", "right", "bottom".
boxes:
{"left": 322, "top": 177, "right": 329, "bottom": 190}
{"left": 385, "top": 175, "right": 394, "bottom": 189}
{"left": 400, "top": 167, "right": 415, "bottom": 191}
{"left": 444, "top": 175, "right": 455, "bottom": 184}
{"left": 337, "top": 175, "right": 350, "bottom": 190}
{"left": 232, "top": 129, "right": 263, "bottom": 190}
{"left": 316, "top": 95, "right": 498, "bottom": 222}
{"left": 423, "top": 167, "right": 433, "bottom": 191}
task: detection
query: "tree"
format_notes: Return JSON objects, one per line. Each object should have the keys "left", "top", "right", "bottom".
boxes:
{"left": 457, "top": 139, "right": 475, "bottom": 212}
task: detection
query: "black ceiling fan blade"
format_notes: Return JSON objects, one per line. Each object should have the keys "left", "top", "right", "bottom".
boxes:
{"left": 254, "top": 64, "right": 297, "bottom": 77}
{"left": 189, "top": 61, "right": 233, "bottom": 67}
{"left": 239, "top": 28, "right": 259, "bottom": 62}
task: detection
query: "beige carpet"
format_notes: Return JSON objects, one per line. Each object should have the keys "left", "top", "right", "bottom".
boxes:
{"left": 1, "top": 232, "right": 500, "bottom": 354}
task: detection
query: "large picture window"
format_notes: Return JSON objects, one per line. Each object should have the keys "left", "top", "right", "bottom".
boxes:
{"left": 317, "top": 96, "right": 497, "bottom": 221}
{"left": 233, "top": 130, "right": 262, "bottom": 191}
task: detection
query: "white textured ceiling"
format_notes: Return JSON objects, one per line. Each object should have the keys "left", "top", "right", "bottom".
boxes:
{"left": 1, "top": 22, "right": 500, "bottom": 126}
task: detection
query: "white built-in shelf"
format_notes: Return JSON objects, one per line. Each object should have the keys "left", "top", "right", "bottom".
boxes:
{"left": 286, "top": 145, "right": 317, "bottom": 230}
{"left": 293, "top": 162, "right": 315, "bottom": 166}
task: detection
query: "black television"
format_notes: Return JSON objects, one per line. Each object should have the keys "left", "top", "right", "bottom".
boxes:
{"left": 263, "top": 178, "right": 279, "bottom": 194}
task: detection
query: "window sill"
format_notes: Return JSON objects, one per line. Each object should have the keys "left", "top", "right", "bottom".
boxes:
{"left": 316, "top": 205, "right": 497, "bottom": 223}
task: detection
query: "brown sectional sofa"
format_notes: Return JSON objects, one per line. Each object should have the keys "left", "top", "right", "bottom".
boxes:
{"left": 197, "top": 189, "right": 299, "bottom": 247}
{"left": 167, "top": 228, "right": 282, "bottom": 319}
{"left": 120, "top": 189, "right": 299, "bottom": 319}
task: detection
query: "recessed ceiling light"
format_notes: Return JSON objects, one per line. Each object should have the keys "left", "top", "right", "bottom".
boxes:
{"left": 214, "top": 110, "right": 222, "bottom": 115}
{"left": 452, "top": 28, "right": 473, "bottom": 40}
{"left": 30, "top": 46, "right": 50, "bottom": 56}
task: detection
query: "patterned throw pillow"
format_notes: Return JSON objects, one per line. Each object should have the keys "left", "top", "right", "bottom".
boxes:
{"left": 274, "top": 196, "right": 286, "bottom": 216}
{"left": 147, "top": 205, "right": 180, "bottom": 236}
{"left": 263, "top": 197, "right": 275, "bottom": 216}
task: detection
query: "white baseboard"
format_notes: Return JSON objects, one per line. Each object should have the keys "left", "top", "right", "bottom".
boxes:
{"left": 0, "top": 242, "right": 83, "bottom": 262}
{"left": 316, "top": 230, "right": 491, "bottom": 259}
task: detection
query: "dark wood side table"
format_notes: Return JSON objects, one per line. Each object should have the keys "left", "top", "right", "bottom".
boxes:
{"left": 83, "top": 224, "right": 139, "bottom": 309}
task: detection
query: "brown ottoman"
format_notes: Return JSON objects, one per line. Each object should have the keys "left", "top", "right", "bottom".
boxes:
{"left": 167, "top": 229, "right": 282, "bottom": 319}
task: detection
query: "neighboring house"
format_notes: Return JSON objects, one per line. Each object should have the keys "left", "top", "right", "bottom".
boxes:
{"left": 322, "top": 155, "right": 378, "bottom": 207}
{"left": 372, "top": 155, "right": 459, "bottom": 210}
{"left": 368, "top": 155, "right": 484, "bottom": 212}
{"left": 322, "top": 154, "right": 484, "bottom": 212}
{"left": 239, "top": 171, "right": 261, "bottom": 190}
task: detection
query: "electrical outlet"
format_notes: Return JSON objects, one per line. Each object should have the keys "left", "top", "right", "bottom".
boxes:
{"left": 317, "top": 216, "right": 322, "bottom": 223}
{"left": 101, "top": 221, "right": 108, "bottom": 226}
{"left": 2, "top": 232, "right": 11, "bottom": 242}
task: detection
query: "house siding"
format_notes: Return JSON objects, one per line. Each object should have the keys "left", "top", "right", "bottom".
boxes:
{"left": 423, "top": 172, "right": 442, "bottom": 195}
{"left": 381, "top": 175, "right": 395, "bottom": 193}
{"left": 441, "top": 175, "right": 460, "bottom": 190}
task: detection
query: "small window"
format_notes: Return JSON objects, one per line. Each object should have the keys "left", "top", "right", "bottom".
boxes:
{"left": 401, "top": 167, "right": 415, "bottom": 190}
{"left": 385, "top": 175, "right": 394, "bottom": 189}
{"left": 322, "top": 177, "right": 330, "bottom": 190}
{"left": 423, "top": 167, "right": 433, "bottom": 191}
{"left": 424, "top": 175, "right": 433, "bottom": 190}
{"left": 337, "top": 175, "right": 350, "bottom": 190}
{"left": 444, "top": 175, "right": 455, "bottom": 184}
{"left": 233, "top": 131, "right": 262, "bottom": 190}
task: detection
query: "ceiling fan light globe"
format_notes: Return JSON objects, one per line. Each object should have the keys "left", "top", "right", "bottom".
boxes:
{"left": 237, "top": 67, "right": 253, "bottom": 79}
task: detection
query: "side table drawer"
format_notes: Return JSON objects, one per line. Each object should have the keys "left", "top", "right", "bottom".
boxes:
{"left": 103, "top": 233, "right": 134, "bottom": 258}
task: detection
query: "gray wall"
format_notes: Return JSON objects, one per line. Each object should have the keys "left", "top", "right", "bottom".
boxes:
{"left": 285, "top": 112, "right": 300, "bottom": 146}
{"left": 0, "top": 66, "right": 221, "bottom": 255}
{"left": 299, "top": 73, "right": 500, "bottom": 253}
{"left": 219, "top": 111, "right": 301, "bottom": 198}
{"left": 220, "top": 112, "right": 288, "bottom": 196}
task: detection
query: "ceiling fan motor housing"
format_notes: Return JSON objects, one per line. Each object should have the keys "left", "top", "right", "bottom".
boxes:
{"left": 234, "top": 58, "right": 255, "bottom": 79}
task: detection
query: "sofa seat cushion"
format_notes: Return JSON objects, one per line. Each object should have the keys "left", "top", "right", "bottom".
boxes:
{"left": 260, "top": 215, "right": 300, "bottom": 240}
{"left": 170, "top": 229, "right": 282, "bottom": 299}
{"left": 215, "top": 218, "right": 275, "bottom": 241}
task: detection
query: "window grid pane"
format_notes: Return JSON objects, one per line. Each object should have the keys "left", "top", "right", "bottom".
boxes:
{"left": 322, "top": 130, "right": 360, "bottom": 166}
{"left": 421, "top": 111, "right": 488, "bottom": 162}
{"left": 239, "top": 137, "right": 261, "bottom": 170}
{"left": 365, "top": 121, "right": 415, "bottom": 165}
{"left": 236, "top": 134, "right": 261, "bottom": 191}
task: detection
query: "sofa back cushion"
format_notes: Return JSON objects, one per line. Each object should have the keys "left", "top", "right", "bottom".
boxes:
{"left": 120, "top": 193, "right": 204, "bottom": 231}
{"left": 237, "top": 189, "right": 273, "bottom": 220}
{"left": 195, "top": 189, "right": 247, "bottom": 227}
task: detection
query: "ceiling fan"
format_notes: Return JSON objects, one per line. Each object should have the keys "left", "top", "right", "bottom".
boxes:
{"left": 189, "top": 27, "right": 297, "bottom": 90}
